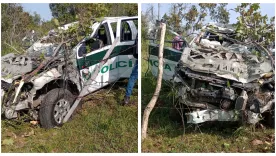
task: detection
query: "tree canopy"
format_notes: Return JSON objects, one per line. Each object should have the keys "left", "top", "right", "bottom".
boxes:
{"left": 1, "top": 3, "right": 55, "bottom": 55}
{"left": 234, "top": 3, "right": 275, "bottom": 47}
{"left": 165, "top": 3, "right": 229, "bottom": 32}
{"left": 142, "top": 3, "right": 274, "bottom": 48}
{"left": 49, "top": 3, "right": 138, "bottom": 47}
{"left": 1, "top": 3, "right": 138, "bottom": 55}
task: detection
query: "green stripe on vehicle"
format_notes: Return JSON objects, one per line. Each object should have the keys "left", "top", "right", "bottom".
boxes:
{"left": 149, "top": 44, "right": 182, "bottom": 62}
{"left": 77, "top": 45, "right": 133, "bottom": 69}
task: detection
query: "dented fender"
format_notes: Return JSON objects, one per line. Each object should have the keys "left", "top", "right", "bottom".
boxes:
{"left": 31, "top": 68, "right": 61, "bottom": 90}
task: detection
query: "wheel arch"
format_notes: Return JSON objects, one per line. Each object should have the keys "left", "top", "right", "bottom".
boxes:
{"left": 35, "top": 79, "right": 80, "bottom": 97}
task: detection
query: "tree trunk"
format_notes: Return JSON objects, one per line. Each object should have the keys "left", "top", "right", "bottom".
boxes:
{"left": 141, "top": 23, "right": 166, "bottom": 140}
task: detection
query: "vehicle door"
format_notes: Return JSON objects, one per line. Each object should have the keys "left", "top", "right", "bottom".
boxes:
{"left": 75, "top": 20, "right": 114, "bottom": 92}
{"left": 149, "top": 43, "right": 182, "bottom": 81}
{"left": 75, "top": 17, "right": 137, "bottom": 93}
{"left": 114, "top": 17, "right": 138, "bottom": 78}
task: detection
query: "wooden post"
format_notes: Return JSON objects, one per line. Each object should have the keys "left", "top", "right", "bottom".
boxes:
{"left": 141, "top": 23, "right": 166, "bottom": 140}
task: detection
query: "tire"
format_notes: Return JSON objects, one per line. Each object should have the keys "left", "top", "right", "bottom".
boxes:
{"left": 39, "top": 88, "right": 75, "bottom": 129}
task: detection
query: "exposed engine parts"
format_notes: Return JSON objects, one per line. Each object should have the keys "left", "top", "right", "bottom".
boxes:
{"left": 235, "top": 90, "right": 248, "bottom": 110}
{"left": 1, "top": 41, "right": 80, "bottom": 122}
{"left": 174, "top": 24, "right": 275, "bottom": 125}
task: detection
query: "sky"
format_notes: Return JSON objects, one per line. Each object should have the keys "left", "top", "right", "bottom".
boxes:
{"left": 141, "top": 3, "right": 275, "bottom": 24}
{"left": 21, "top": 3, "right": 52, "bottom": 21}
{"left": 21, "top": 3, "right": 275, "bottom": 23}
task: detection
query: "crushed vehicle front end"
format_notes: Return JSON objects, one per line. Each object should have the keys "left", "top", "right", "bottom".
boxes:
{"left": 1, "top": 40, "right": 81, "bottom": 126}
{"left": 174, "top": 24, "right": 275, "bottom": 126}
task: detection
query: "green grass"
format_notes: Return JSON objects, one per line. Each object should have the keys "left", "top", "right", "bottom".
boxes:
{"left": 143, "top": 124, "right": 275, "bottom": 153}
{"left": 1, "top": 81, "right": 138, "bottom": 153}
{"left": 141, "top": 39, "right": 275, "bottom": 153}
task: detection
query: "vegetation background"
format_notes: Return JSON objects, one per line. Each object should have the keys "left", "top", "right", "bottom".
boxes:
{"left": 1, "top": 3, "right": 138, "bottom": 55}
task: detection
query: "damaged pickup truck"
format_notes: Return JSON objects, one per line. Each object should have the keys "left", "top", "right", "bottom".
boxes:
{"left": 1, "top": 16, "right": 138, "bottom": 128}
{"left": 148, "top": 23, "right": 275, "bottom": 126}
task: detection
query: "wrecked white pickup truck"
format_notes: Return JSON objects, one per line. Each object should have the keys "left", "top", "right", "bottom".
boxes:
{"left": 148, "top": 23, "right": 275, "bottom": 126}
{"left": 1, "top": 16, "right": 138, "bottom": 128}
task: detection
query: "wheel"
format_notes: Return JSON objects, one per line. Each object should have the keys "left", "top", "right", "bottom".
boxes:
{"left": 39, "top": 88, "right": 75, "bottom": 128}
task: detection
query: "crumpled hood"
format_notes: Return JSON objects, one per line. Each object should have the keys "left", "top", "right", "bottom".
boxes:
{"left": 178, "top": 44, "right": 273, "bottom": 83}
{"left": 1, "top": 53, "right": 34, "bottom": 79}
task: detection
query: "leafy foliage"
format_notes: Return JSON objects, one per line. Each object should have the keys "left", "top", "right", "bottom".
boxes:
{"left": 164, "top": 3, "right": 229, "bottom": 32}
{"left": 1, "top": 3, "right": 138, "bottom": 55}
{"left": 141, "top": 3, "right": 230, "bottom": 45}
{"left": 1, "top": 4, "right": 56, "bottom": 55}
{"left": 49, "top": 3, "right": 138, "bottom": 26}
{"left": 143, "top": 3, "right": 274, "bottom": 50}
{"left": 234, "top": 3, "right": 275, "bottom": 47}
{"left": 49, "top": 3, "right": 138, "bottom": 47}
{"left": 49, "top": 3, "right": 78, "bottom": 25}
